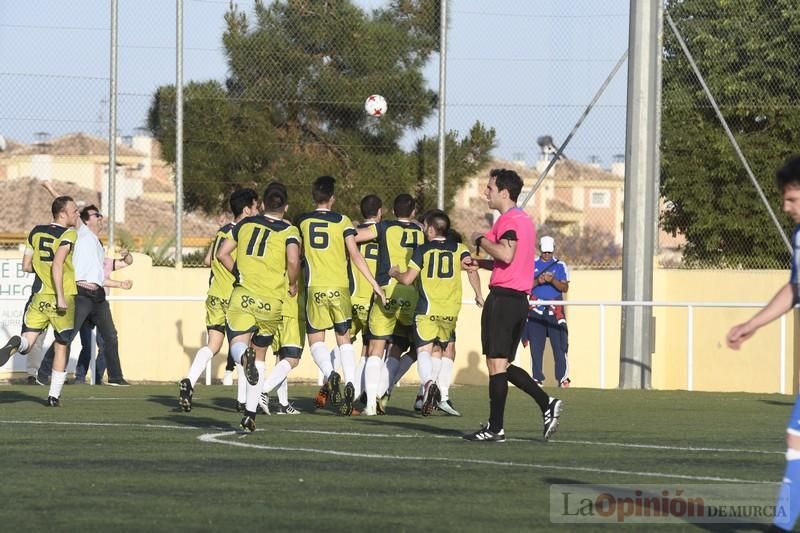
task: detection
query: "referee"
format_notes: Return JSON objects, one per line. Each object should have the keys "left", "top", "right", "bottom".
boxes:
{"left": 463, "top": 168, "right": 563, "bottom": 442}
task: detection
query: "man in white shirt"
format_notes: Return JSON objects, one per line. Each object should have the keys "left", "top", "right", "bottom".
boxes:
{"left": 37, "top": 200, "right": 133, "bottom": 386}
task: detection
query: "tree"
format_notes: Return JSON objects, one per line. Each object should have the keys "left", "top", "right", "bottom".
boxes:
{"left": 147, "top": 0, "right": 494, "bottom": 220}
{"left": 661, "top": 0, "right": 800, "bottom": 268}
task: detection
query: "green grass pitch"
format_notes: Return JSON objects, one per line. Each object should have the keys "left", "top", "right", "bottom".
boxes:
{"left": 0, "top": 383, "right": 790, "bottom": 532}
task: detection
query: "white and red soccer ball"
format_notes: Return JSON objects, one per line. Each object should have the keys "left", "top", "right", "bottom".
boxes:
{"left": 364, "top": 94, "right": 387, "bottom": 117}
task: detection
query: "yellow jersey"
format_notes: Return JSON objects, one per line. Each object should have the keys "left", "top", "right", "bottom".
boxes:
{"left": 25, "top": 224, "right": 77, "bottom": 296}
{"left": 295, "top": 209, "right": 356, "bottom": 288}
{"left": 350, "top": 221, "right": 379, "bottom": 302}
{"left": 408, "top": 238, "right": 470, "bottom": 317}
{"left": 366, "top": 219, "right": 423, "bottom": 287}
{"left": 230, "top": 215, "right": 301, "bottom": 300}
{"left": 207, "top": 222, "right": 236, "bottom": 300}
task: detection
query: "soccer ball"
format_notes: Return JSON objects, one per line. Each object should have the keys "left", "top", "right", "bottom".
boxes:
{"left": 364, "top": 94, "right": 387, "bottom": 117}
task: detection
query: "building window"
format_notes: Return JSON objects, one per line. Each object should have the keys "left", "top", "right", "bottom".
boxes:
{"left": 590, "top": 189, "right": 610, "bottom": 208}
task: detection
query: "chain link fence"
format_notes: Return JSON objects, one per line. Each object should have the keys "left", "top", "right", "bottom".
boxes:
{"left": 0, "top": 0, "right": 793, "bottom": 270}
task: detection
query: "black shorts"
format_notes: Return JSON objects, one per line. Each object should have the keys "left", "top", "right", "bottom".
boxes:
{"left": 481, "top": 286, "right": 529, "bottom": 361}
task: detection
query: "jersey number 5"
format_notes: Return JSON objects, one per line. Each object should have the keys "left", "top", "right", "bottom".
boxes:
{"left": 38, "top": 237, "right": 55, "bottom": 262}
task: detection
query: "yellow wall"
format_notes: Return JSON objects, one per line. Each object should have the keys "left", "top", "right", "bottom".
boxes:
{"left": 0, "top": 250, "right": 793, "bottom": 393}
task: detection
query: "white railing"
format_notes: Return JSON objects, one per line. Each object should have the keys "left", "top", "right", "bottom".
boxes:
{"left": 0, "top": 295, "right": 777, "bottom": 391}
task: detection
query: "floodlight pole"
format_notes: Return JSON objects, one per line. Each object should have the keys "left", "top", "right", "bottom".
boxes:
{"left": 436, "top": 0, "right": 448, "bottom": 210}
{"left": 107, "top": 0, "right": 118, "bottom": 248}
{"left": 619, "top": 0, "right": 663, "bottom": 389}
{"left": 175, "top": 0, "right": 184, "bottom": 267}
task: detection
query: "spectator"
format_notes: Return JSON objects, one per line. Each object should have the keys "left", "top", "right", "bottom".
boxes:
{"left": 524, "top": 235, "right": 570, "bottom": 387}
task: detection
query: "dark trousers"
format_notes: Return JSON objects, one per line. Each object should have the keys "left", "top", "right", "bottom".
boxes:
{"left": 74, "top": 324, "right": 107, "bottom": 384}
{"left": 526, "top": 316, "right": 568, "bottom": 383}
{"left": 38, "top": 293, "right": 123, "bottom": 382}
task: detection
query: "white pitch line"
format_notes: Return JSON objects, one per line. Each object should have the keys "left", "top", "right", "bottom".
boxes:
{"left": 0, "top": 419, "right": 783, "bottom": 456}
{"left": 283, "top": 428, "right": 784, "bottom": 455}
{"left": 199, "top": 431, "right": 776, "bottom": 485}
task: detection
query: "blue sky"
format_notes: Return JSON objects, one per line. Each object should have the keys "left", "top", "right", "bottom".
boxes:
{"left": 0, "top": 0, "right": 629, "bottom": 167}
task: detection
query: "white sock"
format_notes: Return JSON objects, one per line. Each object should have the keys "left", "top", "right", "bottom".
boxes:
{"left": 277, "top": 378, "right": 289, "bottom": 406}
{"left": 311, "top": 342, "right": 334, "bottom": 378}
{"left": 339, "top": 343, "right": 356, "bottom": 385}
{"left": 389, "top": 353, "right": 415, "bottom": 393}
{"left": 230, "top": 342, "right": 247, "bottom": 365}
{"left": 49, "top": 370, "right": 66, "bottom": 399}
{"left": 378, "top": 362, "right": 390, "bottom": 398}
{"left": 417, "top": 351, "right": 432, "bottom": 384}
{"left": 330, "top": 345, "right": 341, "bottom": 373}
{"left": 263, "top": 359, "right": 292, "bottom": 394}
{"left": 365, "top": 355, "right": 382, "bottom": 403}
{"left": 354, "top": 356, "right": 366, "bottom": 399}
{"left": 430, "top": 356, "right": 442, "bottom": 383}
{"left": 19, "top": 336, "right": 30, "bottom": 353}
{"left": 438, "top": 358, "right": 454, "bottom": 401}
{"left": 187, "top": 346, "right": 214, "bottom": 386}
{"left": 236, "top": 364, "right": 246, "bottom": 403}
{"left": 245, "top": 360, "right": 266, "bottom": 413}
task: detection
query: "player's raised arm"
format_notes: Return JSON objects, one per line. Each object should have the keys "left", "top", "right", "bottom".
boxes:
{"left": 345, "top": 234, "right": 386, "bottom": 305}
{"left": 215, "top": 238, "right": 236, "bottom": 273}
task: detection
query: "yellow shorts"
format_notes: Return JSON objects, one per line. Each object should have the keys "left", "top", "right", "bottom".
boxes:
{"left": 22, "top": 293, "right": 75, "bottom": 344}
{"left": 368, "top": 283, "right": 418, "bottom": 339}
{"left": 205, "top": 294, "right": 230, "bottom": 332}
{"left": 413, "top": 314, "right": 457, "bottom": 348}
{"left": 273, "top": 314, "right": 305, "bottom": 358}
{"left": 350, "top": 298, "right": 371, "bottom": 342}
{"left": 226, "top": 287, "right": 282, "bottom": 347}
{"left": 306, "top": 287, "right": 352, "bottom": 335}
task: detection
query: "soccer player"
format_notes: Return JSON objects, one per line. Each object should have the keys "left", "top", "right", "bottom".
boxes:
{"left": 390, "top": 209, "right": 481, "bottom": 417}
{"left": 178, "top": 188, "right": 259, "bottom": 412}
{"left": 0, "top": 196, "right": 80, "bottom": 406}
{"left": 216, "top": 183, "right": 301, "bottom": 433}
{"left": 726, "top": 155, "right": 800, "bottom": 532}
{"left": 348, "top": 194, "right": 382, "bottom": 402}
{"left": 463, "top": 168, "right": 562, "bottom": 442}
{"left": 259, "top": 254, "right": 306, "bottom": 416}
{"left": 357, "top": 193, "right": 424, "bottom": 415}
{"left": 294, "top": 176, "right": 385, "bottom": 416}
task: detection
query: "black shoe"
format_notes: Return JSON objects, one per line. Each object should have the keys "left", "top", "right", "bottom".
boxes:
{"left": 106, "top": 378, "right": 130, "bottom": 387}
{"left": 421, "top": 380, "right": 441, "bottom": 417}
{"left": 543, "top": 397, "right": 563, "bottom": 441}
{"left": 178, "top": 378, "right": 193, "bottom": 412}
{"left": 36, "top": 375, "right": 50, "bottom": 387}
{"left": 242, "top": 347, "right": 259, "bottom": 386}
{"left": 46, "top": 396, "right": 61, "bottom": 407}
{"left": 338, "top": 382, "right": 355, "bottom": 416}
{"left": 26, "top": 376, "right": 37, "bottom": 385}
{"left": 240, "top": 414, "right": 256, "bottom": 433}
{"left": 327, "top": 371, "right": 343, "bottom": 407}
{"left": 0, "top": 335, "right": 21, "bottom": 367}
{"left": 462, "top": 423, "right": 505, "bottom": 442}
{"left": 236, "top": 401, "right": 245, "bottom": 413}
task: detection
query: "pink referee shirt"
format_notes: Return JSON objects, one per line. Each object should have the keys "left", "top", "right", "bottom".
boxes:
{"left": 484, "top": 207, "right": 536, "bottom": 293}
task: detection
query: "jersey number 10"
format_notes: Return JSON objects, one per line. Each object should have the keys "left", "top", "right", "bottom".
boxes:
{"left": 426, "top": 251, "right": 454, "bottom": 279}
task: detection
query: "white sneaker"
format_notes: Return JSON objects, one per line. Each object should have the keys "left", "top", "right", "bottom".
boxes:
{"left": 364, "top": 400, "right": 377, "bottom": 416}
{"left": 258, "top": 392, "right": 271, "bottom": 415}
{"left": 222, "top": 370, "right": 234, "bottom": 386}
{"left": 437, "top": 399, "right": 461, "bottom": 416}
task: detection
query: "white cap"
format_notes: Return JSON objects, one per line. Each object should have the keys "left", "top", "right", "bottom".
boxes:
{"left": 540, "top": 235, "right": 555, "bottom": 253}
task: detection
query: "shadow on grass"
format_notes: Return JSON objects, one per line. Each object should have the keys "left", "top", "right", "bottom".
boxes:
{"left": 353, "top": 416, "right": 465, "bottom": 437}
{"left": 0, "top": 390, "right": 47, "bottom": 406}
{"left": 759, "top": 399, "right": 794, "bottom": 407}
{"left": 149, "top": 413, "right": 236, "bottom": 431}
